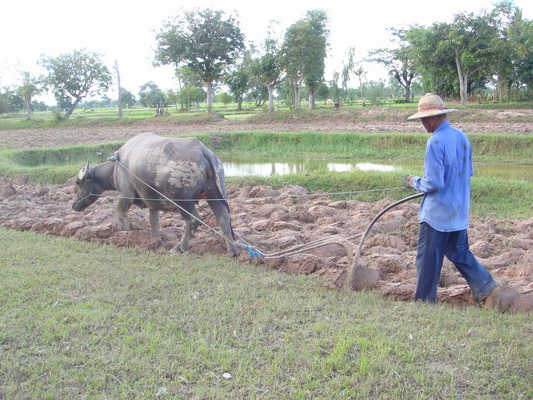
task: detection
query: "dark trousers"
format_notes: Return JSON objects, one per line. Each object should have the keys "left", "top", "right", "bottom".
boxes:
{"left": 415, "top": 222, "right": 497, "bottom": 303}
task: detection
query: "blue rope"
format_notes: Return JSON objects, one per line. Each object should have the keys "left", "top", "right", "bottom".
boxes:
{"left": 237, "top": 244, "right": 264, "bottom": 260}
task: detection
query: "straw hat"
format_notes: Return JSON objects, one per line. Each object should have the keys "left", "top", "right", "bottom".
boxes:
{"left": 407, "top": 93, "right": 458, "bottom": 120}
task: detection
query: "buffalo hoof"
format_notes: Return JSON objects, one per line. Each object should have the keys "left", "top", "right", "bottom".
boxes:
{"left": 170, "top": 242, "right": 189, "bottom": 253}
{"left": 151, "top": 231, "right": 163, "bottom": 241}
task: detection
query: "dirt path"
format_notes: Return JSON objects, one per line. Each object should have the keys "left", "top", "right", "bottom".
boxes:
{"left": 1, "top": 108, "right": 533, "bottom": 149}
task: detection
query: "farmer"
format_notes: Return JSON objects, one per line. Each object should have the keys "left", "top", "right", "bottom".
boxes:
{"left": 404, "top": 93, "right": 501, "bottom": 309}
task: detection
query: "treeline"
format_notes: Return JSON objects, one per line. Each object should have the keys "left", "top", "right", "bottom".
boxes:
{"left": 373, "top": 1, "right": 533, "bottom": 107}
{"left": 1, "top": 2, "right": 531, "bottom": 120}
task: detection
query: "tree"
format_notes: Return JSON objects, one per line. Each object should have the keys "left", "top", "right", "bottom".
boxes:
{"left": 353, "top": 65, "right": 367, "bottom": 106}
{"left": 405, "top": 8, "right": 502, "bottom": 107}
{"left": 316, "top": 82, "right": 330, "bottom": 105}
{"left": 217, "top": 92, "right": 233, "bottom": 107}
{"left": 447, "top": 11, "right": 500, "bottom": 107}
{"left": 39, "top": 49, "right": 112, "bottom": 119}
{"left": 138, "top": 82, "right": 165, "bottom": 109}
{"left": 114, "top": 60, "right": 123, "bottom": 118}
{"left": 365, "top": 79, "right": 389, "bottom": 106}
{"left": 246, "top": 81, "right": 269, "bottom": 108}
{"left": 31, "top": 100, "right": 48, "bottom": 112}
{"left": 250, "top": 28, "right": 285, "bottom": 112}
{"left": 176, "top": 66, "right": 203, "bottom": 112}
{"left": 282, "top": 10, "right": 329, "bottom": 109}
{"left": 177, "top": 87, "right": 206, "bottom": 109}
{"left": 368, "top": 28, "right": 417, "bottom": 102}
{"left": 341, "top": 48, "right": 356, "bottom": 105}
{"left": 328, "top": 72, "right": 343, "bottom": 106}
{"left": 155, "top": 8, "right": 245, "bottom": 112}
{"left": 17, "top": 72, "right": 42, "bottom": 119}
{"left": 224, "top": 52, "right": 252, "bottom": 111}
{"left": 166, "top": 89, "right": 179, "bottom": 111}
{"left": 303, "top": 10, "right": 329, "bottom": 109}
{"left": 120, "top": 89, "right": 136, "bottom": 108}
{"left": 0, "top": 87, "right": 24, "bottom": 114}
{"left": 501, "top": 5, "right": 533, "bottom": 100}
{"left": 224, "top": 70, "right": 248, "bottom": 111}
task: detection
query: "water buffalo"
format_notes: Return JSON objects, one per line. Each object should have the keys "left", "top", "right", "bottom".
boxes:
{"left": 72, "top": 132, "right": 237, "bottom": 256}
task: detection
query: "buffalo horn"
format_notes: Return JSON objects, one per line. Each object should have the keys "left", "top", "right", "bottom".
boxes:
{"left": 78, "top": 160, "right": 90, "bottom": 180}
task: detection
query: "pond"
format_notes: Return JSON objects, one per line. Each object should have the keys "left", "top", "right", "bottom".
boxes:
{"left": 221, "top": 156, "right": 533, "bottom": 182}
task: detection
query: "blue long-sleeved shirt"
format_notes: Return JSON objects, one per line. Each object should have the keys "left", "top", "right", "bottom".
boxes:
{"left": 410, "top": 120, "right": 473, "bottom": 232}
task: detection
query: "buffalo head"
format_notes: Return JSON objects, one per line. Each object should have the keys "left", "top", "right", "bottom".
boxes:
{"left": 72, "top": 161, "right": 99, "bottom": 211}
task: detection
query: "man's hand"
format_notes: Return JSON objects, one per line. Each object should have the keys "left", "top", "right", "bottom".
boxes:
{"left": 403, "top": 175, "right": 416, "bottom": 189}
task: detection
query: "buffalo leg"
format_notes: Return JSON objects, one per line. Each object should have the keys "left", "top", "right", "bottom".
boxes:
{"left": 148, "top": 209, "right": 162, "bottom": 239}
{"left": 171, "top": 203, "right": 201, "bottom": 253}
{"left": 208, "top": 200, "right": 238, "bottom": 257}
{"left": 116, "top": 198, "right": 133, "bottom": 230}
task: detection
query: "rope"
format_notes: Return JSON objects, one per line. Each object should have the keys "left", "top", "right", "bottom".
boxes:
{"left": 93, "top": 159, "right": 416, "bottom": 263}
{"left": 83, "top": 186, "right": 407, "bottom": 203}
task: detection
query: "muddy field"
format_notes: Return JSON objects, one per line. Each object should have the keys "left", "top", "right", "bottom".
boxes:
{"left": 1, "top": 113, "right": 533, "bottom": 311}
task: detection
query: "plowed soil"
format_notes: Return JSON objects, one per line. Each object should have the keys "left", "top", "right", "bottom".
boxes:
{"left": 1, "top": 110, "right": 532, "bottom": 311}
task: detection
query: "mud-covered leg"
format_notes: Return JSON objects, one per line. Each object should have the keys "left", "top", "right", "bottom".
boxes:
{"left": 208, "top": 200, "right": 238, "bottom": 257}
{"left": 149, "top": 209, "right": 162, "bottom": 240}
{"left": 171, "top": 204, "right": 201, "bottom": 253}
{"left": 116, "top": 198, "right": 133, "bottom": 230}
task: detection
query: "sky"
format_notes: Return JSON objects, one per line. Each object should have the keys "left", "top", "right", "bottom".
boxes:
{"left": 1, "top": 0, "right": 531, "bottom": 103}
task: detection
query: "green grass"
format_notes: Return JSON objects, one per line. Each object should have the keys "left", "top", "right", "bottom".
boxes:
{"left": 199, "top": 131, "right": 533, "bottom": 163}
{"left": 1, "top": 131, "right": 532, "bottom": 219}
{"left": 5, "top": 130, "right": 530, "bottom": 167}
{"left": 1, "top": 228, "right": 532, "bottom": 399}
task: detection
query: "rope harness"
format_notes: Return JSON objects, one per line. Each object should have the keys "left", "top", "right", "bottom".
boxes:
{"left": 83, "top": 159, "right": 423, "bottom": 287}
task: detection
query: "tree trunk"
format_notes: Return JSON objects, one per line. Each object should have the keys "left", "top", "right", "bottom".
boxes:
{"left": 455, "top": 54, "right": 468, "bottom": 108}
{"left": 206, "top": 81, "right": 213, "bottom": 112}
{"left": 25, "top": 97, "right": 32, "bottom": 120}
{"left": 64, "top": 98, "right": 82, "bottom": 119}
{"left": 268, "top": 84, "right": 275, "bottom": 112}
{"left": 115, "top": 60, "right": 123, "bottom": 119}
{"left": 308, "top": 91, "right": 315, "bottom": 110}
{"left": 405, "top": 86, "right": 411, "bottom": 103}
{"left": 293, "top": 84, "right": 301, "bottom": 110}
{"left": 358, "top": 77, "right": 365, "bottom": 106}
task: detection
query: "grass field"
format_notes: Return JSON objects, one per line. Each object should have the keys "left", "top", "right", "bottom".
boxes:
{"left": 1, "top": 109, "right": 532, "bottom": 399}
{"left": 2, "top": 100, "right": 533, "bottom": 130}
{"left": 1, "top": 228, "right": 532, "bottom": 399}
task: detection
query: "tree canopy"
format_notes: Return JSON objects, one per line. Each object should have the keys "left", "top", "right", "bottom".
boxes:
{"left": 282, "top": 10, "right": 329, "bottom": 109}
{"left": 249, "top": 26, "right": 286, "bottom": 112}
{"left": 154, "top": 8, "right": 245, "bottom": 112}
{"left": 368, "top": 29, "right": 417, "bottom": 103}
{"left": 39, "top": 49, "right": 112, "bottom": 119}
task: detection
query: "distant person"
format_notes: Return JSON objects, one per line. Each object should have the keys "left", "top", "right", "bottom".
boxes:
{"left": 404, "top": 93, "right": 501, "bottom": 310}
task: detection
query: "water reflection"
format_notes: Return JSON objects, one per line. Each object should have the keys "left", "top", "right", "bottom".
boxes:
{"left": 223, "top": 158, "right": 410, "bottom": 177}
{"left": 221, "top": 156, "right": 532, "bottom": 182}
